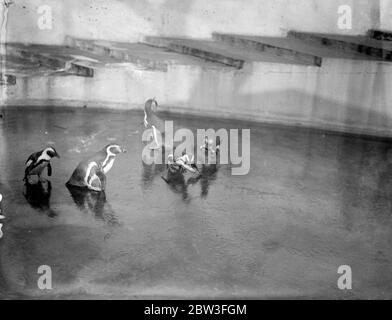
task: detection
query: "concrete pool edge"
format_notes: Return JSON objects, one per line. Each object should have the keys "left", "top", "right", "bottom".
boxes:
{"left": 2, "top": 99, "right": 392, "bottom": 141}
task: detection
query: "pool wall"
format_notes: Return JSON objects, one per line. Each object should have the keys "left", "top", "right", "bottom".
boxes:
{"left": 4, "top": 57, "right": 392, "bottom": 138}
{"left": 3, "top": 0, "right": 392, "bottom": 138}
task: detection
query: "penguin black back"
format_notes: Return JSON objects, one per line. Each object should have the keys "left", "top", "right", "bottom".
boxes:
{"left": 144, "top": 98, "right": 158, "bottom": 117}
{"left": 24, "top": 146, "right": 60, "bottom": 180}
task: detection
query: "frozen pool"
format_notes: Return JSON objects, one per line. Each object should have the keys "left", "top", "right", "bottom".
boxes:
{"left": 1, "top": 106, "right": 392, "bottom": 299}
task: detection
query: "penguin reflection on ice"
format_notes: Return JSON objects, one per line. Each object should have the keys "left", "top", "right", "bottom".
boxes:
{"left": 142, "top": 160, "right": 166, "bottom": 190}
{"left": 141, "top": 142, "right": 167, "bottom": 189}
{"left": 66, "top": 185, "right": 119, "bottom": 225}
{"left": 66, "top": 144, "right": 125, "bottom": 192}
{"left": 23, "top": 179, "right": 57, "bottom": 217}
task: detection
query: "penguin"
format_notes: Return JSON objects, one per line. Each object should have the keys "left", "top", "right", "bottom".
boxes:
{"left": 66, "top": 144, "right": 125, "bottom": 192}
{"left": 24, "top": 147, "right": 60, "bottom": 182}
{"left": 194, "top": 136, "right": 221, "bottom": 197}
{"left": 200, "top": 136, "right": 221, "bottom": 156}
{"left": 161, "top": 152, "right": 196, "bottom": 182}
{"left": 144, "top": 98, "right": 165, "bottom": 149}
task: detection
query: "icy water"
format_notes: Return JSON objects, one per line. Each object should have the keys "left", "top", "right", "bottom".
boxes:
{"left": 1, "top": 107, "right": 392, "bottom": 299}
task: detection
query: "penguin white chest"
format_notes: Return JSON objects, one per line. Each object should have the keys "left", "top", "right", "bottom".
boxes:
{"left": 102, "top": 158, "right": 115, "bottom": 174}
{"left": 143, "top": 111, "right": 148, "bottom": 127}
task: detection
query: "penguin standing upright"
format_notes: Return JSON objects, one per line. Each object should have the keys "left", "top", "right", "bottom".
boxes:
{"left": 197, "top": 136, "right": 221, "bottom": 197}
{"left": 24, "top": 147, "right": 60, "bottom": 182}
{"left": 66, "top": 144, "right": 125, "bottom": 192}
{"left": 144, "top": 98, "right": 165, "bottom": 149}
{"left": 161, "top": 152, "right": 196, "bottom": 183}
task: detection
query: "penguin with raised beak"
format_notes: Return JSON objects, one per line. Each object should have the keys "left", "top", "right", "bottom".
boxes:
{"left": 144, "top": 98, "right": 165, "bottom": 149}
{"left": 66, "top": 144, "right": 125, "bottom": 192}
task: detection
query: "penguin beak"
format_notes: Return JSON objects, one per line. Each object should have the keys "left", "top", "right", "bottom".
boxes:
{"left": 55, "top": 152, "right": 60, "bottom": 158}
{"left": 121, "top": 147, "right": 127, "bottom": 153}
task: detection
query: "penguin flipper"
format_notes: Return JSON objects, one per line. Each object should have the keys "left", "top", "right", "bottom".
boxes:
{"left": 24, "top": 158, "right": 35, "bottom": 177}
{"left": 25, "top": 151, "right": 39, "bottom": 165}
{"left": 24, "top": 151, "right": 44, "bottom": 177}
{"left": 47, "top": 163, "right": 52, "bottom": 176}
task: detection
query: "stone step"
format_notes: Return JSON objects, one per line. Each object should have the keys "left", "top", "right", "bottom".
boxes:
{"left": 2, "top": 59, "right": 54, "bottom": 77}
{"left": 6, "top": 43, "right": 95, "bottom": 77}
{"left": 214, "top": 33, "right": 385, "bottom": 61}
{"left": 143, "top": 36, "right": 245, "bottom": 68}
{"left": 65, "top": 36, "right": 167, "bottom": 71}
{"left": 65, "top": 36, "right": 225, "bottom": 71}
{"left": 0, "top": 74, "right": 16, "bottom": 86}
{"left": 288, "top": 31, "right": 392, "bottom": 61}
{"left": 143, "top": 36, "right": 314, "bottom": 68}
{"left": 212, "top": 33, "right": 322, "bottom": 67}
{"left": 368, "top": 29, "right": 392, "bottom": 41}
{"left": 2, "top": 54, "right": 90, "bottom": 77}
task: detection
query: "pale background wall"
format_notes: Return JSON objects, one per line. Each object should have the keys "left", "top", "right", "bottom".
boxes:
{"left": 381, "top": 0, "right": 392, "bottom": 30}
{"left": 3, "top": 0, "right": 392, "bottom": 137}
{"left": 5, "top": 0, "right": 382, "bottom": 44}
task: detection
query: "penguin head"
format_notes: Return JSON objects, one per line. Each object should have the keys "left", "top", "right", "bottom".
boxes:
{"left": 44, "top": 147, "right": 60, "bottom": 159}
{"left": 204, "top": 137, "right": 215, "bottom": 148}
{"left": 180, "top": 152, "right": 192, "bottom": 164}
{"left": 104, "top": 144, "right": 125, "bottom": 156}
{"left": 167, "top": 153, "right": 174, "bottom": 165}
{"left": 144, "top": 98, "right": 158, "bottom": 115}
